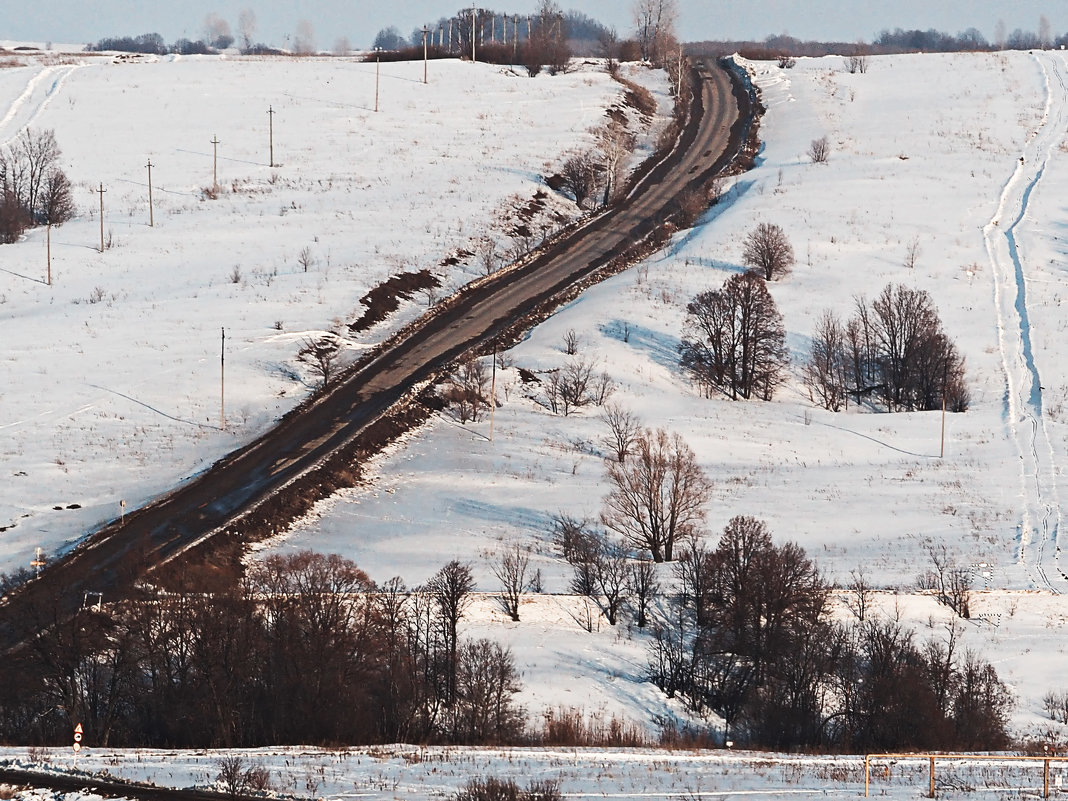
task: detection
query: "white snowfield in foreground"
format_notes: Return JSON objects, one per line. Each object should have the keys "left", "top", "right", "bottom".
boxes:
{"left": 4, "top": 743, "right": 1068, "bottom": 801}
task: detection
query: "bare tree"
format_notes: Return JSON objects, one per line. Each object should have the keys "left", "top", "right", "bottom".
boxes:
{"left": 443, "top": 356, "right": 489, "bottom": 423}
{"left": 627, "top": 557, "right": 659, "bottom": 628}
{"left": 632, "top": 0, "right": 678, "bottom": 63}
{"left": 477, "top": 236, "right": 500, "bottom": 276}
{"left": 298, "top": 246, "right": 315, "bottom": 272}
{"left": 293, "top": 19, "right": 316, "bottom": 54}
{"left": 297, "top": 334, "right": 343, "bottom": 388}
{"left": 594, "top": 119, "right": 636, "bottom": 206}
{"left": 559, "top": 151, "right": 602, "bottom": 208}
{"left": 844, "top": 568, "right": 873, "bottom": 622}
{"left": 808, "top": 136, "right": 829, "bottom": 164}
{"left": 492, "top": 544, "right": 530, "bottom": 622}
{"left": 904, "top": 236, "right": 920, "bottom": 270}
{"left": 238, "top": 8, "right": 257, "bottom": 52}
{"left": 601, "top": 427, "right": 711, "bottom": 562}
{"left": 742, "top": 222, "right": 794, "bottom": 281}
{"left": 601, "top": 403, "right": 642, "bottom": 463}
{"left": 425, "top": 560, "right": 476, "bottom": 705}
{"left": 680, "top": 272, "right": 789, "bottom": 401}
{"left": 0, "top": 129, "right": 72, "bottom": 227}
{"left": 803, "top": 309, "right": 850, "bottom": 411}
{"left": 563, "top": 328, "right": 579, "bottom": 355}
{"left": 594, "top": 539, "right": 630, "bottom": 625}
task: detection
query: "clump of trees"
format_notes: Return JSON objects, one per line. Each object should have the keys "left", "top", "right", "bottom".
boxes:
{"left": 648, "top": 518, "right": 1013, "bottom": 750}
{"left": 803, "top": 283, "right": 969, "bottom": 413}
{"left": 0, "top": 552, "right": 525, "bottom": 747}
{"left": 0, "top": 128, "right": 75, "bottom": 243}
{"left": 679, "top": 272, "right": 789, "bottom": 401}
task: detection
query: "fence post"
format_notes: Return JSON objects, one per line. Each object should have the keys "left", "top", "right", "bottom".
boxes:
{"left": 1045, "top": 759, "right": 1050, "bottom": 798}
{"left": 864, "top": 756, "right": 870, "bottom": 797}
{"left": 929, "top": 756, "right": 936, "bottom": 798}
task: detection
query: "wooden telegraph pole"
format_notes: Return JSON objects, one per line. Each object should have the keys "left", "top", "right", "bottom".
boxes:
{"left": 422, "top": 25, "right": 429, "bottom": 84}
{"left": 211, "top": 135, "right": 220, "bottom": 190}
{"left": 146, "top": 159, "right": 154, "bottom": 227}
{"left": 375, "top": 49, "right": 381, "bottom": 112}
{"left": 220, "top": 326, "right": 226, "bottom": 431}
{"left": 471, "top": 5, "right": 477, "bottom": 62}
{"left": 96, "top": 183, "right": 106, "bottom": 252}
{"left": 46, "top": 223, "right": 51, "bottom": 285}
{"left": 268, "top": 106, "right": 275, "bottom": 167}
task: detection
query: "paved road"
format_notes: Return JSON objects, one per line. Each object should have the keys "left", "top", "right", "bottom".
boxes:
{"left": 0, "top": 60, "right": 743, "bottom": 648}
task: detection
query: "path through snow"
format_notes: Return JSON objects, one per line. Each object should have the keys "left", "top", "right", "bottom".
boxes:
{"left": 984, "top": 50, "right": 1068, "bottom": 590}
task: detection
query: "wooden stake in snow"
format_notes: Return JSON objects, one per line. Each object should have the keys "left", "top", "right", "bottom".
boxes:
{"left": 146, "top": 159, "right": 154, "bottom": 227}
{"left": 46, "top": 223, "right": 51, "bottom": 285}
{"left": 268, "top": 106, "right": 275, "bottom": 167}
{"left": 96, "top": 183, "right": 106, "bottom": 252}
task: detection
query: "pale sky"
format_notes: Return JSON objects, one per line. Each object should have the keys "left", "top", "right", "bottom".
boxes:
{"left": 3, "top": 1, "right": 1065, "bottom": 49}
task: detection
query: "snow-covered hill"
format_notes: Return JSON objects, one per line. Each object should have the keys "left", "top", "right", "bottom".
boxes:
{"left": 3, "top": 48, "right": 1068, "bottom": 741}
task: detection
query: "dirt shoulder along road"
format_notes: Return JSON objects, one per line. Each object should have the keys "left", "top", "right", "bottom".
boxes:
{"left": 0, "top": 59, "right": 751, "bottom": 650}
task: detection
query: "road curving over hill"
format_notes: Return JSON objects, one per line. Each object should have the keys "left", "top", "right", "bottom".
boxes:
{"left": 0, "top": 58, "right": 751, "bottom": 649}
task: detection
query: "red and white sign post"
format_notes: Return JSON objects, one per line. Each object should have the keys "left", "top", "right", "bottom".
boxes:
{"left": 72, "top": 723, "right": 82, "bottom": 768}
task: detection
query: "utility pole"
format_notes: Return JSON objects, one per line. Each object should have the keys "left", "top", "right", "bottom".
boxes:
{"left": 96, "top": 183, "right": 106, "bottom": 252}
{"left": 220, "top": 326, "right": 226, "bottom": 430}
{"left": 940, "top": 363, "right": 948, "bottom": 458}
{"left": 146, "top": 159, "right": 154, "bottom": 227}
{"left": 471, "top": 5, "right": 476, "bottom": 62}
{"left": 31, "top": 547, "right": 45, "bottom": 578}
{"left": 374, "top": 48, "right": 381, "bottom": 112}
{"left": 489, "top": 343, "right": 497, "bottom": 441}
{"left": 268, "top": 106, "right": 275, "bottom": 167}
{"left": 422, "top": 25, "right": 429, "bottom": 84}
{"left": 211, "top": 134, "right": 220, "bottom": 190}
{"left": 46, "top": 223, "right": 51, "bottom": 285}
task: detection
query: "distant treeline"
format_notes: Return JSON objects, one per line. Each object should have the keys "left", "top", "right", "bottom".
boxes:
{"left": 690, "top": 23, "right": 1068, "bottom": 59}
{"left": 87, "top": 32, "right": 283, "bottom": 56}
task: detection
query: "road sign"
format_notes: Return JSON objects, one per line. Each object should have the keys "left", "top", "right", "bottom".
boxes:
{"left": 72, "top": 742, "right": 81, "bottom": 753}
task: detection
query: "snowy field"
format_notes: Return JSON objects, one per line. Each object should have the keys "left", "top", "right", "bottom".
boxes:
{"left": 6, "top": 743, "right": 1068, "bottom": 801}
{"left": 4, "top": 44, "right": 1068, "bottom": 759}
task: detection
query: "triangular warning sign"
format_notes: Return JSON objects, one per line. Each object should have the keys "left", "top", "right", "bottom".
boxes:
{"left": 74, "top": 723, "right": 83, "bottom": 734}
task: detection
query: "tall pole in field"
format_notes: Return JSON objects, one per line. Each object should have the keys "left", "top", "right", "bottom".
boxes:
{"left": 146, "top": 159, "right": 154, "bottom": 227}
{"left": 220, "top": 326, "right": 226, "bottom": 431}
{"left": 489, "top": 343, "right": 497, "bottom": 441}
{"left": 471, "top": 5, "right": 476, "bottom": 62}
{"left": 211, "top": 135, "right": 220, "bottom": 190}
{"left": 46, "top": 223, "right": 51, "bottom": 285}
{"left": 96, "top": 183, "right": 106, "bottom": 252}
{"left": 423, "top": 25, "right": 429, "bottom": 84}
{"left": 268, "top": 106, "right": 275, "bottom": 167}
{"left": 940, "top": 362, "right": 948, "bottom": 458}
{"left": 374, "top": 48, "right": 381, "bottom": 112}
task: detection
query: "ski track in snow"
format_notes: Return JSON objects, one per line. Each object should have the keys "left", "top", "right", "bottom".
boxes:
{"left": 984, "top": 50, "right": 1067, "bottom": 591}
{"left": 0, "top": 63, "right": 80, "bottom": 146}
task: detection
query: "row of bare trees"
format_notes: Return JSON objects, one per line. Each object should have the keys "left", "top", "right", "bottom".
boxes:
{"left": 804, "top": 283, "right": 969, "bottom": 412}
{"left": 0, "top": 129, "right": 75, "bottom": 243}
{"left": 0, "top": 553, "right": 523, "bottom": 747}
